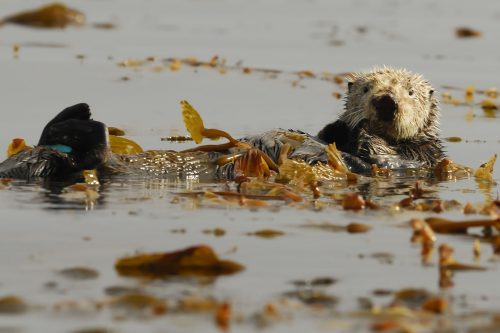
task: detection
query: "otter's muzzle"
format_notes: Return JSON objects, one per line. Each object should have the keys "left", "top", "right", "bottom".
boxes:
{"left": 372, "top": 95, "right": 397, "bottom": 122}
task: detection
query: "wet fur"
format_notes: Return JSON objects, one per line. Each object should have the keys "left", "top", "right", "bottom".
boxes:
{"left": 0, "top": 103, "right": 109, "bottom": 179}
{"left": 317, "top": 67, "right": 445, "bottom": 166}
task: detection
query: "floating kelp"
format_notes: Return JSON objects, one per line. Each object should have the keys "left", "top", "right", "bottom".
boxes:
{"left": 92, "top": 22, "right": 116, "bottom": 30}
{"left": 439, "top": 243, "right": 486, "bottom": 271}
{"left": 59, "top": 267, "right": 99, "bottom": 280}
{"left": 474, "top": 154, "right": 497, "bottom": 182}
{"left": 108, "top": 293, "right": 167, "bottom": 317}
{"left": 455, "top": 27, "right": 482, "bottom": 38}
{"left": 7, "top": 138, "right": 32, "bottom": 157}
{"left": 346, "top": 222, "right": 371, "bottom": 233}
{"left": 284, "top": 290, "right": 338, "bottom": 307}
{"left": 425, "top": 216, "right": 499, "bottom": 234}
{"left": 177, "top": 294, "right": 219, "bottom": 312}
{"left": 2, "top": 3, "right": 85, "bottom": 28}
{"left": 203, "top": 228, "right": 226, "bottom": 237}
{"left": 12, "top": 44, "right": 20, "bottom": 59}
{"left": 246, "top": 229, "right": 285, "bottom": 239}
{"left": 115, "top": 245, "right": 244, "bottom": 278}
{"left": 342, "top": 193, "right": 366, "bottom": 211}
{"left": 181, "top": 100, "right": 249, "bottom": 151}
{"left": 0, "top": 295, "right": 28, "bottom": 314}
{"left": 107, "top": 127, "right": 125, "bottom": 136}
{"left": 445, "top": 136, "right": 462, "bottom": 143}
{"left": 214, "top": 302, "right": 231, "bottom": 331}
{"left": 117, "top": 54, "right": 349, "bottom": 89}
{"left": 433, "top": 158, "right": 473, "bottom": 180}
{"left": 109, "top": 135, "right": 144, "bottom": 155}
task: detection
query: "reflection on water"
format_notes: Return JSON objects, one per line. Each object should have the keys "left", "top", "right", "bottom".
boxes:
{"left": 5, "top": 164, "right": 490, "bottom": 213}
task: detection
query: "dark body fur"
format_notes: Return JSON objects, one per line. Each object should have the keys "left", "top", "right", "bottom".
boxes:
{"left": 317, "top": 119, "right": 445, "bottom": 167}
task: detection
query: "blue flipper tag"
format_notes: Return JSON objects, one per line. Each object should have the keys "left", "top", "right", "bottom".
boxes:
{"left": 47, "top": 144, "right": 73, "bottom": 153}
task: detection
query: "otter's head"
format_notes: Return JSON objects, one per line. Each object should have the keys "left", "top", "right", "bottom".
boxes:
{"left": 342, "top": 67, "right": 439, "bottom": 141}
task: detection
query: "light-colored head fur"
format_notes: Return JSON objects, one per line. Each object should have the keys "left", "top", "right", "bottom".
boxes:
{"left": 340, "top": 66, "right": 439, "bottom": 141}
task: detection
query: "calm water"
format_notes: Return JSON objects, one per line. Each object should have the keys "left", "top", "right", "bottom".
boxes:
{"left": 0, "top": 1, "right": 499, "bottom": 332}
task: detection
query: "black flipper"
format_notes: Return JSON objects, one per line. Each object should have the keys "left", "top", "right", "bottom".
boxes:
{"left": 38, "top": 103, "right": 91, "bottom": 146}
{"left": 38, "top": 119, "right": 107, "bottom": 153}
{"left": 0, "top": 104, "right": 108, "bottom": 179}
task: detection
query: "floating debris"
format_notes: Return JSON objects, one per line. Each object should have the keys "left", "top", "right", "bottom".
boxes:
{"left": 169, "top": 58, "right": 182, "bottom": 71}
{"left": 425, "top": 216, "right": 499, "bottom": 234}
{"left": 463, "top": 202, "right": 477, "bottom": 215}
{"left": 438, "top": 243, "right": 486, "bottom": 271}
{"left": 445, "top": 136, "right": 462, "bottom": 143}
{"left": 283, "top": 289, "right": 338, "bottom": 307}
{"left": 177, "top": 294, "right": 219, "bottom": 312}
{"left": 393, "top": 288, "right": 432, "bottom": 309}
{"left": 474, "top": 154, "right": 497, "bottom": 182}
{"left": 342, "top": 193, "right": 365, "bottom": 210}
{"left": 410, "top": 219, "right": 436, "bottom": 243}
{"left": 108, "top": 293, "right": 167, "bottom": 317}
{"left": 104, "top": 285, "right": 143, "bottom": 297}
{"left": 115, "top": 245, "right": 244, "bottom": 278}
{"left": 59, "top": 267, "right": 99, "bottom": 280}
{"left": 473, "top": 239, "right": 481, "bottom": 261}
{"left": 296, "top": 70, "right": 315, "bottom": 78}
{"left": 481, "top": 99, "right": 498, "bottom": 111}
{"left": 421, "top": 297, "right": 448, "bottom": 314}
{"left": 246, "top": 229, "right": 285, "bottom": 239}
{"left": 161, "top": 135, "right": 193, "bottom": 142}
{"left": 12, "top": 44, "right": 20, "bottom": 59}
{"left": 71, "top": 328, "right": 117, "bottom": 333}
{"left": 2, "top": 3, "right": 85, "bottom": 28}
{"left": 214, "top": 302, "right": 231, "bottom": 331}
{"left": 465, "top": 85, "right": 475, "bottom": 103}
{"left": 433, "top": 158, "right": 473, "bottom": 180}
{"left": 0, "top": 295, "right": 28, "bottom": 314}
{"left": 7, "top": 138, "right": 32, "bottom": 157}
{"left": 291, "top": 276, "right": 337, "bottom": 288}
{"left": 203, "top": 228, "right": 226, "bottom": 237}
{"left": 346, "top": 223, "right": 371, "bottom": 233}
{"left": 92, "top": 22, "right": 115, "bottom": 30}
{"left": 410, "top": 218, "right": 436, "bottom": 265}
{"left": 456, "top": 27, "right": 482, "bottom": 38}
{"left": 300, "top": 221, "right": 373, "bottom": 234}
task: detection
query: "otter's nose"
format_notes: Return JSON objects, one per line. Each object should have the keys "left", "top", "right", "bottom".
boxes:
{"left": 372, "top": 95, "right": 397, "bottom": 122}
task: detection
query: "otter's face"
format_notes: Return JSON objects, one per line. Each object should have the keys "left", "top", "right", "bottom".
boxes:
{"left": 344, "top": 68, "right": 437, "bottom": 141}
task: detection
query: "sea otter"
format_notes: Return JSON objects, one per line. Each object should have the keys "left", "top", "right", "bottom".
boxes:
{"left": 317, "top": 67, "right": 445, "bottom": 167}
{"left": 0, "top": 67, "right": 446, "bottom": 180}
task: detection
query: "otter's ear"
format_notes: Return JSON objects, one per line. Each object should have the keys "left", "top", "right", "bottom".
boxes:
{"left": 348, "top": 82, "right": 353, "bottom": 93}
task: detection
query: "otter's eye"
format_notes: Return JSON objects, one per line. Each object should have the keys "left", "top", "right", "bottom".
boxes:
{"left": 363, "top": 86, "right": 369, "bottom": 93}
{"left": 408, "top": 89, "right": 414, "bottom": 96}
